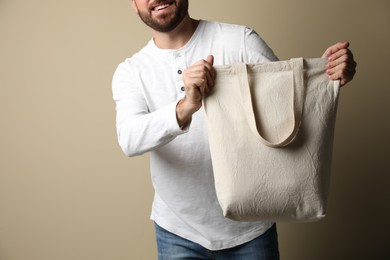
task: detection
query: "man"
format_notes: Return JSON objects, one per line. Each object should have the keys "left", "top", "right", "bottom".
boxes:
{"left": 112, "top": 0, "right": 357, "bottom": 259}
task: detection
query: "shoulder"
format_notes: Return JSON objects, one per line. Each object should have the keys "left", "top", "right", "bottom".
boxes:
{"left": 197, "top": 20, "right": 250, "bottom": 52}
{"left": 200, "top": 20, "right": 250, "bottom": 35}
{"left": 199, "top": 20, "right": 266, "bottom": 50}
{"left": 114, "top": 41, "right": 157, "bottom": 76}
{"left": 198, "top": 20, "right": 277, "bottom": 63}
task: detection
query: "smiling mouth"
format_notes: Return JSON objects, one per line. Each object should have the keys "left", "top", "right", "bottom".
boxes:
{"left": 153, "top": 2, "right": 173, "bottom": 11}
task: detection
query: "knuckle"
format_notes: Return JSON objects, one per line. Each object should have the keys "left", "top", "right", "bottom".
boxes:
{"left": 199, "top": 71, "right": 206, "bottom": 78}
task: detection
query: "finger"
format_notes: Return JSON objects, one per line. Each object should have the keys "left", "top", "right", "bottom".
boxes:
{"left": 327, "top": 48, "right": 350, "bottom": 64}
{"left": 327, "top": 48, "right": 356, "bottom": 74}
{"left": 322, "top": 42, "right": 350, "bottom": 58}
{"left": 205, "top": 56, "right": 216, "bottom": 88}
{"left": 192, "top": 71, "right": 212, "bottom": 95}
{"left": 189, "top": 73, "right": 211, "bottom": 95}
{"left": 327, "top": 54, "right": 356, "bottom": 75}
{"left": 188, "top": 65, "right": 215, "bottom": 89}
{"left": 327, "top": 62, "right": 355, "bottom": 86}
{"left": 326, "top": 50, "right": 349, "bottom": 69}
{"left": 194, "top": 58, "right": 213, "bottom": 70}
{"left": 199, "top": 56, "right": 216, "bottom": 79}
{"left": 327, "top": 61, "right": 346, "bottom": 78}
{"left": 184, "top": 57, "right": 216, "bottom": 95}
{"left": 206, "top": 55, "right": 216, "bottom": 79}
{"left": 191, "top": 56, "right": 215, "bottom": 74}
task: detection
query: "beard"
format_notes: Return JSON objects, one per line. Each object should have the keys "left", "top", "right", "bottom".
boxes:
{"left": 137, "top": 0, "right": 189, "bottom": 32}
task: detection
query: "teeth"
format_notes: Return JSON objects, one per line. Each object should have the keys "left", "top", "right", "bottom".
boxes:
{"left": 155, "top": 4, "right": 170, "bottom": 11}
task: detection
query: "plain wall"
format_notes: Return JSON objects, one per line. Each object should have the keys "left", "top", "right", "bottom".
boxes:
{"left": 0, "top": 0, "right": 389, "bottom": 259}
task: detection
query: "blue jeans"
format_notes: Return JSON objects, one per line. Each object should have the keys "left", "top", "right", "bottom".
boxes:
{"left": 155, "top": 223, "right": 280, "bottom": 260}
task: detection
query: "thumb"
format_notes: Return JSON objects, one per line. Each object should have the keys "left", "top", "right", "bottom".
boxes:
{"left": 206, "top": 55, "right": 214, "bottom": 65}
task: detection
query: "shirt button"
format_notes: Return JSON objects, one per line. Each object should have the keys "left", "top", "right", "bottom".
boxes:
{"left": 181, "top": 86, "right": 185, "bottom": 91}
{"left": 177, "top": 69, "right": 182, "bottom": 75}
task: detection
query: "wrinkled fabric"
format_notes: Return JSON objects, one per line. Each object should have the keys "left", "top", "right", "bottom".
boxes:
{"left": 203, "top": 58, "right": 340, "bottom": 222}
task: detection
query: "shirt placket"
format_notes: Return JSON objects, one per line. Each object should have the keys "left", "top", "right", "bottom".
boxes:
{"left": 173, "top": 51, "right": 186, "bottom": 99}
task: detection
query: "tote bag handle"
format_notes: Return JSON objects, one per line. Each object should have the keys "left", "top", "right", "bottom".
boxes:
{"left": 236, "top": 58, "right": 305, "bottom": 148}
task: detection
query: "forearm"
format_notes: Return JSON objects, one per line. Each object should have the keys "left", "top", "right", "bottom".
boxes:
{"left": 116, "top": 101, "right": 185, "bottom": 157}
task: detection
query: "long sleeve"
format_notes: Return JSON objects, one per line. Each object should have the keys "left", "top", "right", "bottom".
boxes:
{"left": 112, "top": 62, "right": 186, "bottom": 157}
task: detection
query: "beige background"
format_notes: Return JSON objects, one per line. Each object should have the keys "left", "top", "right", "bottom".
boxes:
{"left": 0, "top": 0, "right": 389, "bottom": 259}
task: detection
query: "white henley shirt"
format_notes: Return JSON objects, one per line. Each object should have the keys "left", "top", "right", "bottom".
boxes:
{"left": 112, "top": 20, "right": 279, "bottom": 250}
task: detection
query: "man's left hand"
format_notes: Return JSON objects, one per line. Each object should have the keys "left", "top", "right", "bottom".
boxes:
{"left": 322, "top": 42, "right": 357, "bottom": 86}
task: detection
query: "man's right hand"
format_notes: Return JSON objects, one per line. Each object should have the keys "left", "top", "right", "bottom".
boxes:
{"left": 176, "top": 55, "right": 215, "bottom": 129}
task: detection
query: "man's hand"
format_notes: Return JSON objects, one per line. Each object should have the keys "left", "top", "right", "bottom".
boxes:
{"left": 176, "top": 55, "right": 215, "bottom": 128}
{"left": 322, "top": 42, "right": 357, "bottom": 86}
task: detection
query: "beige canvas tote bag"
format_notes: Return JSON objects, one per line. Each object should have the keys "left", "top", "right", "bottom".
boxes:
{"left": 203, "top": 58, "right": 340, "bottom": 222}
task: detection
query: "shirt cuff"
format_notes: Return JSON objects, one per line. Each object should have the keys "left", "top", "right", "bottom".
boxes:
{"left": 164, "top": 100, "right": 190, "bottom": 136}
